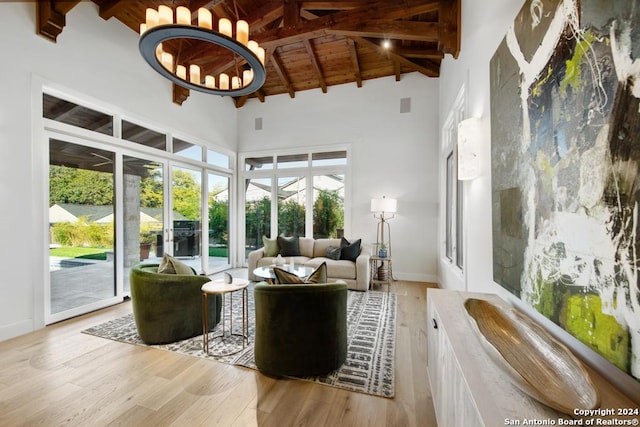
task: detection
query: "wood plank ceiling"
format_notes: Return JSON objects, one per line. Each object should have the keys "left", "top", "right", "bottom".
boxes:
{"left": 37, "top": 0, "right": 460, "bottom": 108}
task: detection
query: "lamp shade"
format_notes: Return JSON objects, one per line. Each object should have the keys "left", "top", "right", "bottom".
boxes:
{"left": 371, "top": 197, "right": 397, "bottom": 213}
{"left": 457, "top": 117, "right": 482, "bottom": 180}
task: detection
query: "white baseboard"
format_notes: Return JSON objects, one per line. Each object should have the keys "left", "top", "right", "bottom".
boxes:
{"left": 394, "top": 272, "right": 438, "bottom": 283}
{"left": 0, "top": 319, "right": 34, "bottom": 343}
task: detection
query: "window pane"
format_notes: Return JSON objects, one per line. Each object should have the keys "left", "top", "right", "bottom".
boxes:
{"left": 277, "top": 153, "right": 308, "bottom": 169}
{"left": 43, "top": 94, "right": 113, "bottom": 136}
{"left": 123, "top": 156, "right": 164, "bottom": 293}
{"left": 122, "top": 120, "right": 166, "bottom": 150}
{"left": 313, "top": 174, "right": 345, "bottom": 238}
{"left": 278, "top": 176, "right": 305, "bottom": 236}
{"left": 174, "top": 138, "right": 203, "bottom": 161}
{"left": 208, "top": 173, "right": 230, "bottom": 271}
{"left": 208, "top": 149, "right": 230, "bottom": 168}
{"left": 171, "top": 167, "right": 202, "bottom": 274}
{"left": 49, "top": 140, "right": 115, "bottom": 314}
{"left": 245, "top": 177, "right": 271, "bottom": 258}
{"left": 245, "top": 156, "right": 273, "bottom": 171}
{"left": 312, "top": 151, "right": 347, "bottom": 167}
{"left": 445, "top": 152, "right": 453, "bottom": 261}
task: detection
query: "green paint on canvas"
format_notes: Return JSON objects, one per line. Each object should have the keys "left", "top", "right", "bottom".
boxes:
{"left": 560, "top": 294, "right": 629, "bottom": 372}
{"left": 536, "top": 151, "right": 554, "bottom": 189}
{"left": 560, "top": 31, "right": 597, "bottom": 96}
{"left": 532, "top": 64, "right": 554, "bottom": 98}
{"left": 531, "top": 267, "right": 565, "bottom": 323}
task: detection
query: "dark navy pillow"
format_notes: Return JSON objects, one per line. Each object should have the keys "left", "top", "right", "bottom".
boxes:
{"left": 340, "top": 237, "right": 361, "bottom": 262}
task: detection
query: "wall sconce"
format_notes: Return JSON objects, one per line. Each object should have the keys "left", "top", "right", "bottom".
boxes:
{"left": 457, "top": 117, "right": 482, "bottom": 180}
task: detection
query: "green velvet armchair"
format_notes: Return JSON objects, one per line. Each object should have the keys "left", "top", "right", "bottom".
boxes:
{"left": 254, "top": 282, "right": 348, "bottom": 376}
{"left": 129, "top": 263, "right": 222, "bottom": 345}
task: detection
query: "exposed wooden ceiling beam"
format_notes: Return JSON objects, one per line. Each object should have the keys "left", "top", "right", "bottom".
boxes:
{"left": 37, "top": 0, "right": 81, "bottom": 42}
{"left": 304, "top": 40, "right": 327, "bottom": 93}
{"left": 269, "top": 50, "right": 295, "bottom": 98}
{"left": 173, "top": 84, "right": 190, "bottom": 106}
{"left": 176, "top": 1, "right": 283, "bottom": 70}
{"left": 98, "top": 0, "right": 127, "bottom": 21}
{"left": 258, "top": 1, "right": 439, "bottom": 49}
{"left": 391, "top": 47, "right": 444, "bottom": 59}
{"left": 299, "top": 1, "right": 366, "bottom": 10}
{"left": 329, "top": 21, "right": 439, "bottom": 42}
{"left": 300, "top": 9, "right": 320, "bottom": 20}
{"left": 52, "top": 1, "right": 81, "bottom": 14}
{"left": 89, "top": 115, "right": 115, "bottom": 133}
{"left": 439, "top": 0, "right": 461, "bottom": 58}
{"left": 346, "top": 39, "right": 362, "bottom": 88}
{"left": 354, "top": 37, "right": 439, "bottom": 77}
{"left": 47, "top": 101, "right": 81, "bottom": 121}
{"left": 283, "top": 0, "right": 300, "bottom": 26}
{"left": 234, "top": 96, "right": 249, "bottom": 108}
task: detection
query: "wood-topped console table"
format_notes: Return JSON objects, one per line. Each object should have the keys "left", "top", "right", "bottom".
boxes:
{"left": 426, "top": 289, "right": 639, "bottom": 427}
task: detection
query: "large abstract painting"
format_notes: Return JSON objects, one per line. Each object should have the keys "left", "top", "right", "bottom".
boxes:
{"left": 491, "top": 0, "right": 640, "bottom": 381}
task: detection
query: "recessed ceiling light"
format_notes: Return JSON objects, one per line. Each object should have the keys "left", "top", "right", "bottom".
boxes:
{"left": 382, "top": 40, "right": 392, "bottom": 49}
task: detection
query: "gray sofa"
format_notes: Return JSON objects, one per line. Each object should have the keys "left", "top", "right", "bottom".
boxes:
{"left": 248, "top": 237, "right": 371, "bottom": 291}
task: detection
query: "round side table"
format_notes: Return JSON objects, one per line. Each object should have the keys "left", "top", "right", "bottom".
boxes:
{"left": 201, "top": 278, "right": 249, "bottom": 356}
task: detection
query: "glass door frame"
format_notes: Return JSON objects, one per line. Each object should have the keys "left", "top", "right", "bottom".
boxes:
{"left": 43, "top": 129, "right": 174, "bottom": 324}
{"left": 44, "top": 131, "right": 126, "bottom": 324}
{"left": 41, "top": 123, "right": 236, "bottom": 324}
{"left": 205, "top": 168, "right": 234, "bottom": 274}
{"left": 167, "top": 160, "right": 235, "bottom": 275}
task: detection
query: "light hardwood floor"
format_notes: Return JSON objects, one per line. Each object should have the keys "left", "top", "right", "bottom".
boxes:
{"left": 0, "top": 281, "right": 438, "bottom": 427}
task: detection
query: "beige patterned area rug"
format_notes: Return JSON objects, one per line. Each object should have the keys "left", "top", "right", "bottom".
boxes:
{"left": 83, "top": 284, "right": 397, "bottom": 398}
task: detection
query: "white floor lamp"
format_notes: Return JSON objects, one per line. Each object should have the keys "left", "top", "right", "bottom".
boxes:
{"left": 371, "top": 196, "right": 397, "bottom": 257}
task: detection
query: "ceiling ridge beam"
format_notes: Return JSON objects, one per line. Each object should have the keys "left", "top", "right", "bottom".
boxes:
{"left": 354, "top": 36, "right": 439, "bottom": 77}
{"left": 258, "top": 0, "right": 440, "bottom": 49}
{"left": 303, "top": 40, "right": 327, "bottom": 93}
{"left": 392, "top": 47, "right": 444, "bottom": 59}
{"left": 328, "top": 20, "right": 439, "bottom": 42}
{"left": 300, "top": 1, "right": 366, "bottom": 11}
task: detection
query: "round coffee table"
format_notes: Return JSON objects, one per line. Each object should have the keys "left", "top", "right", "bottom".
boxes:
{"left": 253, "top": 264, "right": 315, "bottom": 284}
{"left": 201, "top": 278, "right": 249, "bottom": 356}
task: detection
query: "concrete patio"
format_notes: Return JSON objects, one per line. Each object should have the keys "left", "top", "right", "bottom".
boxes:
{"left": 50, "top": 255, "right": 232, "bottom": 315}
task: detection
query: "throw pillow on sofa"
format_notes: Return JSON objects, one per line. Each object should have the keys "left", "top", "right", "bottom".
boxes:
{"left": 273, "top": 262, "right": 327, "bottom": 284}
{"left": 157, "top": 253, "right": 195, "bottom": 275}
{"left": 262, "top": 236, "right": 279, "bottom": 257}
{"left": 278, "top": 235, "right": 301, "bottom": 256}
{"left": 325, "top": 245, "right": 342, "bottom": 260}
{"left": 340, "top": 237, "right": 361, "bottom": 262}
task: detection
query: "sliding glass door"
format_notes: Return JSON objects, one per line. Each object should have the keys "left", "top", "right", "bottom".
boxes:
{"left": 48, "top": 139, "right": 118, "bottom": 320}
{"left": 207, "top": 172, "right": 230, "bottom": 272}
{"left": 122, "top": 155, "right": 164, "bottom": 293}
{"left": 170, "top": 165, "right": 202, "bottom": 272}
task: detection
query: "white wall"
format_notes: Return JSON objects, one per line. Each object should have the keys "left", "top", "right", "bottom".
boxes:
{"left": 0, "top": 3, "right": 237, "bottom": 340}
{"left": 438, "top": 0, "right": 640, "bottom": 400}
{"left": 238, "top": 73, "right": 440, "bottom": 282}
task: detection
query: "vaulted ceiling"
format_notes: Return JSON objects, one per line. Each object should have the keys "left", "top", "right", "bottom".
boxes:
{"left": 37, "top": 1, "right": 460, "bottom": 107}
